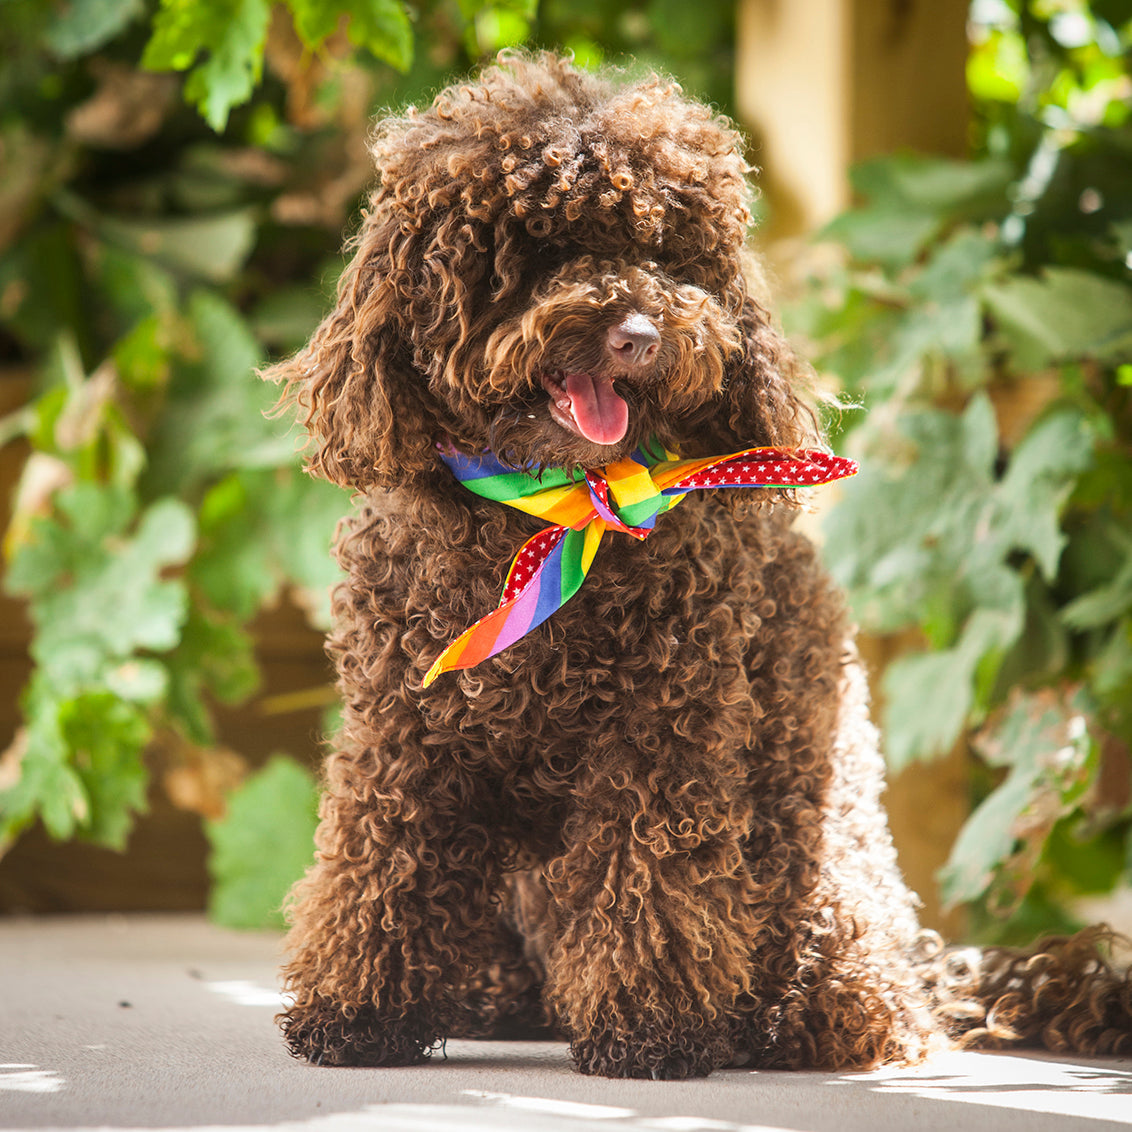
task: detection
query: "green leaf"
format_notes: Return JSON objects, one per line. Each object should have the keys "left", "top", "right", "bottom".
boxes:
{"left": 882, "top": 600, "right": 1024, "bottom": 768}
{"left": 289, "top": 0, "right": 414, "bottom": 70}
{"left": 9, "top": 486, "right": 195, "bottom": 696}
{"left": 826, "top": 396, "right": 1092, "bottom": 745}
{"left": 820, "top": 209, "right": 941, "bottom": 271}
{"left": 939, "top": 689, "right": 1095, "bottom": 909}
{"left": 982, "top": 268, "right": 1132, "bottom": 371}
{"left": 824, "top": 393, "right": 1094, "bottom": 766}
{"left": 91, "top": 244, "right": 179, "bottom": 327}
{"left": 192, "top": 468, "right": 346, "bottom": 628}
{"left": 996, "top": 407, "right": 1096, "bottom": 581}
{"left": 825, "top": 393, "right": 1002, "bottom": 632}
{"left": 881, "top": 296, "right": 984, "bottom": 391}
{"left": 967, "top": 881, "right": 1085, "bottom": 948}
{"left": 882, "top": 649, "right": 977, "bottom": 770}
{"left": 0, "top": 223, "right": 86, "bottom": 354}
{"left": 1, "top": 679, "right": 150, "bottom": 850}
{"left": 0, "top": 689, "right": 86, "bottom": 846}
{"left": 1062, "top": 555, "right": 1132, "bottom": 629}
{"left": 908, "top": 228, "right": 1002, "bottom": 304}
{"left": 992, "top": 574, "right": 1069, "bottom": 695}
{"left": 187, "top": 612, "right": 259, "bottom": 705}
{"left": 143, "top": 290, "right": 288, "bottom": 495}
{"left": 249, "top": 287, "right": 328, "bottom": 353}
{"left": 206, "top": 755, "right": 319, "bottom": 930}
{"left": 849, "top": 154, "right": 1014, "bottom": 217}
{"left": 851, "top": 230, "right": 1000, "bottom": 396}
{"left": 820, "top": 156, "right": 1012, "bottom": 269}
{"left": 95, "top": 209, "right": 259, "bottom": 285}
{"left": 1044, "top": 818, "right": 1127, "bottom": 897}
{"left": 142, "top": 0, "right": 271, "bottom": 131}
{"left": 59, "top": 693, "right": 151, "bottom": 849}
{"left": 967, "top": 28, "right": 1028, "bottom": 105}
{"left": 469, "top": 6, "right": 531, "bottom": 54}
{"left": 163, "top": 609, "right": 260, "bottom": 748}
{"left": 6, "top": 484, "right": 135, "bottom": 598}
{"left": 44, "top": 0, "right": 145, "bottom": 58}
{"left": 114, "top": 315, "right": 174, "bottom": 392}
{"left": 266, "top": 472, "right": 349, "bottom": 627}
{"left": 191, "top": 473, "right": 275, "bottom": 620}
{"left": 105, "top": 659, "right": 170, "bottom": 704}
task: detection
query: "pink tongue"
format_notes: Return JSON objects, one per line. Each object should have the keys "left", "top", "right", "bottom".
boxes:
{"left": 564, "top": 372, "right": 629, "bottom": 445}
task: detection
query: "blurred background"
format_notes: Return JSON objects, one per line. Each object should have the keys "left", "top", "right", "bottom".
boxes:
{"left": 0, "top": 0, "right": 1129, "bottom": 947}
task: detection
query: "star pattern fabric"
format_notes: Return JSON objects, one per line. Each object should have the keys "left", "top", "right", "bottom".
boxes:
{"left": 423, "top": 441, "right": 858, "bottom": 686}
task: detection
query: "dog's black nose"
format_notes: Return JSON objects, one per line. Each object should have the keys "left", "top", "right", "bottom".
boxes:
{"left": 607, "top": 314, "right": 660, "bottom": 366}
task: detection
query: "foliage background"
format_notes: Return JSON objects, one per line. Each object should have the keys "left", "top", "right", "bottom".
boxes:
{"left": 0, "top": 0, "right": 1129, "bottom": 939}
{"left": 791, "top": 0, "right": 1132, "bottom": 942}
{"left": 0, "top": 0, "right": 739, "bottom": 927}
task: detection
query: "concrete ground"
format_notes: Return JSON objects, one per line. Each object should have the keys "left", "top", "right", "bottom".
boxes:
{"left": 2, "top": 915, "right": 1130, "bottom": 1132}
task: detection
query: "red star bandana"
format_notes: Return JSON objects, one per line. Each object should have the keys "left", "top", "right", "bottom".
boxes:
{"left": 425, "top": 440, "right": 857, "bottom": 686}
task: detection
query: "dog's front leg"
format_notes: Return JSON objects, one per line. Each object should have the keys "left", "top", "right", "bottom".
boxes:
{"left": 278, "top": 749, "right": 499, "bottom": 1067}
{"left": 543, "top": 759, "right": 757, "bottom": 1080}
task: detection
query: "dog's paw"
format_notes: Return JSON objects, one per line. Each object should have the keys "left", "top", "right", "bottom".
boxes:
{"left": 279, "top": 1001, "right": 441, "bottom": 1067}
{"left": 571, "top": 1027, "right": 727, "bottom": 1080}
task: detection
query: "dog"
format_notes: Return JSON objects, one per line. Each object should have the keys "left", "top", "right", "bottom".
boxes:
{"left": 266, "top": 52, "right": 1131, "bottom": 1078}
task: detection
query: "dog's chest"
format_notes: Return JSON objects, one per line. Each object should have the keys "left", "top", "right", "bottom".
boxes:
{"left": 412, "top": 492, "right": 763, "bottom": 706}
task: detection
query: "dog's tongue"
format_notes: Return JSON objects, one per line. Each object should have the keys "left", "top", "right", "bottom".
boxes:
{"left": 563, "top": 372, "right": 629, "bottom": 445}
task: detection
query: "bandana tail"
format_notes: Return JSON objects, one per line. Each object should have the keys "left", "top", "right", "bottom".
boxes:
{"left": 655, "top": 448, "right": 859, "bottom": 493}
{"left": 422, "top": 523, "right": 602, "bottom": 686}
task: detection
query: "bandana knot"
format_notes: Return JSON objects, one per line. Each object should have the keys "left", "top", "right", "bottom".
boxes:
{"left": 424, "top": 441, "right": 856, "bottom": 686}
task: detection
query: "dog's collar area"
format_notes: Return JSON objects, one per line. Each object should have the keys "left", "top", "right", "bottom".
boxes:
{"left": 423, "top": 443, "right": 858, "bottom": 686}
{"left": 434, "top": 436, "right": 667, "bottom": 478}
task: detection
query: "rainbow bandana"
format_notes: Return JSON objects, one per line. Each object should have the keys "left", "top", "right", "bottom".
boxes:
{"left": 424, "top": 441, "right": 857, "bottom": 686}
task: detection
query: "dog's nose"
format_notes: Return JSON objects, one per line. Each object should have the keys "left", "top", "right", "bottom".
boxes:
{"left": 607, "top": 314, "right": 660, "bottom": 366}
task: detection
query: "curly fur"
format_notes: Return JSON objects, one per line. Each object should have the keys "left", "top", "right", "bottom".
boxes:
{"left": 266, "top": 52, "right": 1132, "bottom": 1078}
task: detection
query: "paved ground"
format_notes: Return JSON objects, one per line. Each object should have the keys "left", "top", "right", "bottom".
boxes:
{"left": 2, "top": 914, "right": 1130, "bottom": 1132}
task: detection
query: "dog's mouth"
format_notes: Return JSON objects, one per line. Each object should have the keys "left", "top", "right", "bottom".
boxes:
{"left": 541, "top": 371, "right": 629, "bottom": 446}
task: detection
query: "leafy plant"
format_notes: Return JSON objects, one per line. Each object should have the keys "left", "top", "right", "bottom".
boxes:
{"left": 0, "top": 0, "right": 737, "bottom": 925}
{"left": 12, "top": 0, "right": 1125, "bottom": 942}
{"left": 206, "top": 755, "right": 320, "bottom": 929}
{"left": 793, "top": 0, "right": 1132, "bottom": 940}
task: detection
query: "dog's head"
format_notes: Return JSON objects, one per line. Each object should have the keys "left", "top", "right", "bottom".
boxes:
{"left": 268, "top": 52, "right": 818, "bottom": 489}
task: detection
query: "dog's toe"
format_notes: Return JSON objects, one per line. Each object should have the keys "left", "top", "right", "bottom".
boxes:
{"left": 281, "top": 1002, "right": 440, "bottom": 1068}
{"left": 571, "top": 1027, "right": 727, "bottom": 1080}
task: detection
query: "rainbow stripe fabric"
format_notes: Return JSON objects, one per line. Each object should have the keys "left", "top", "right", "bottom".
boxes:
{"left": 423, "top": 441, "right": 857, "bottom": 686}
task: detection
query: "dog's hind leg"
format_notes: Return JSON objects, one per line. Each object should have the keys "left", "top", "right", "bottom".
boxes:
{"left": 448, "top": 872, "right": 553, "bottom": 1040}
{"left": 732, "top": 652, "right": 944, "bottom": 1069}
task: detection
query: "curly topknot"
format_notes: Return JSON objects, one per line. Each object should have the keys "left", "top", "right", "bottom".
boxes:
{"left": 370, "top": 53, "right": 752, "bottom": 265}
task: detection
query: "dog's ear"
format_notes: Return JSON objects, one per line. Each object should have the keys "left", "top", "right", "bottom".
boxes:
{"left": 263, "top": 207, "right": 436, "bottom": 491}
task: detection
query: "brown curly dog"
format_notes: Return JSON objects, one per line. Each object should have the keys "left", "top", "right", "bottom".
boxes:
{"left": 266, "top": 53, "right": 1132, "bottom": 1078}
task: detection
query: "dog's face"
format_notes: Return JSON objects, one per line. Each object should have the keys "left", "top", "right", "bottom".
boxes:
{"left": 473, "top": 252, "right": 742, "bottom": 471}
{"left": 269, "top": 54, "right": 815, "bottom": 488}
